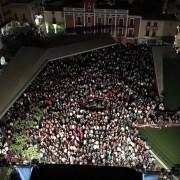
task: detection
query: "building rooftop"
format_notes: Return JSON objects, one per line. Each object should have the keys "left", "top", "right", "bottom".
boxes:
{"left": 96, "top": 0, "right": 129, "bottom": 10}
{"left": 43, "top": 0, "right": 83, "bottom": 11}
{"left": 43, "top": 0, "right": 63, "bottom": 11}
{"left": 9, "top": 0, "right": 34, "bottom": 3}
{"left": 142, "top": 13, "right": 179, "bottom": 21}
{"left": 64, "top": 0, "right": 83, "bottom": 8}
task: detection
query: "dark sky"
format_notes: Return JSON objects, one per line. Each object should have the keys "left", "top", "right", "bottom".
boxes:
{"left": 43, "top": 0, "right": 177, "bottom": 15}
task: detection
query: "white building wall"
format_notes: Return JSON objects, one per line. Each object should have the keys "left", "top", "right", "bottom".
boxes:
{"left": 139, "top": 19, "right": 179, "bottom": 38}
{"left": 139, "top": 19, "right": 164, "bottom": 37}
{"left": 44, "top": 11, "right": 64, "bottom": 24}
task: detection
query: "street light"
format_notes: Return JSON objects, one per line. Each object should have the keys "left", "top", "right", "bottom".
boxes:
{"left": 0, "top": 56, "right": 7, "bottom": 66}
{"left": 45, "top": 22, "right": 49, "bottom": 33}
{"left": 53, "top": 24, "right": 57, "bottom": 34}
{"left": 174, "top": 26, "right": 180, "bottom": 54}
{"left": 34, "top": 15, "right": 43, "bottom": 26}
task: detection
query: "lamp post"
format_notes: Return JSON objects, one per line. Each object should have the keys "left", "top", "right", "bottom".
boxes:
{"left": 174, "top": 26, "right": 180, "bottom": 54}
{"left": 34, "top": 14, "right": 43, "bottom": 35}
{"left": 0, "top": 56, "right": 7, "bottom": 66}
{"left": 45, "top": 22, "right": 49, "bottom": 34}
{"left": 53, "top": 24, "right": 57, "bottom": 34}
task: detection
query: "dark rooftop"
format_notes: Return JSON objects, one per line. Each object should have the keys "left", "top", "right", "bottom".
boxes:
{"left": 142, "top": 13, "right": 178, "bottom": 21}
{"left": 9, "top": 0, "right": 34, "bottom": 3}
{"left": 43, "top": 0, "right": 83, "bottom": 10}
{"left": 96, "top": 0, "right": 129, "bottom": 10}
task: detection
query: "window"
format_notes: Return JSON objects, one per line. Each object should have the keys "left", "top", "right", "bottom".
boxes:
{"left": 118, "top": 18, "right": 123, "bottom": 26}
{"left": 88, "top": 17, "right": 91, "bottom": 23}
{"left": 129, "top": 19, "right": 134, "bottom": 27}
{"left": 14, "top": 13, "right": 18, "bottom": 20}
{"left": 52, "top": 17, "right": 56, "bottom": 24}
{"left": 118, "top": 28, "right": 123, "bottom": 36}
{"left": 76, "top": 17, "right": 82, "bottom": 25}
{"left": 154, "top": 22, "right": 158, "bottom": 27}
{"left": 108, "top": 26, "right": 111, "bottom": 33}
{"left": 147, "top": 21, "right": 151, "bottom": 26}
{"left": 109, "top": 18, "right": 112, "bottom": 25}
{"left": 88, "top": 3, "right": 92, "bottom": 12}
{"left": 146, "top": 30, "right": 149, "bottom": 36}
{"left": 22, "top": 13, "right": 26, "bottom": 21}
{"left": 98, "top": 17, "right": 101, "bottom": 24}
{"left": 128, "top": 29, "right": 134, "bottom": 37}
{"left": 152, "top": 30, "right": 156, "bottom": 37}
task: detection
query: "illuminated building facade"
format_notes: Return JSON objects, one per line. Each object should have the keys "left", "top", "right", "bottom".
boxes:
{"left": 64, "top": 0, "right": 141, "bottom": 42}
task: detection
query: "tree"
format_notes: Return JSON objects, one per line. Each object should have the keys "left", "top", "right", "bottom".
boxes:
{"left": 9, "top": 134, "right": 28, "bottom": 157}
{"left": 9, "top": 106, "right": 43, "bottom": 162}
{"left": 21, "top": 146, "right": 41, "bottom": 161}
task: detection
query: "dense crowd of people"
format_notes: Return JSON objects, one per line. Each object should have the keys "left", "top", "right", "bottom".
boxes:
{"left": 0, "top": 44, "right": 180, "bottom": 170}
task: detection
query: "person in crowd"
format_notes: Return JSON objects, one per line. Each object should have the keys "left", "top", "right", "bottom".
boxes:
{"left": 0, "top": 44, "right": 179, "bottom": 169}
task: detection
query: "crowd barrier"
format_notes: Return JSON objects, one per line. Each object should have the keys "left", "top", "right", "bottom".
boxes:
{"left": 134, "top": 123, "right": 180, "bottom": 129}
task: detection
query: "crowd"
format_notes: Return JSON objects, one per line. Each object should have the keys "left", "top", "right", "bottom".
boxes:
{"left": 0, "top": 44, "right": 180, "bottom": 169}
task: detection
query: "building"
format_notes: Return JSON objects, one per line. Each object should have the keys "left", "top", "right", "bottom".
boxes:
{"left": 166, "top": 0, "right": 180, "bottom": 20}
{"left": 0, "top": 0, "right": 38, "bottom": 35}
{"left": 42, "top": 0, "right": 64, "bottom": 34}
{"left": 64, "top": 0, "right": 141, "bottom": 42}
{"left": 139, "top": 14, "right": 179, "bottom": 44}
{"left": 0, "top": 0, "right": 39, "bottom": 25}
{"left": 174, "top": 26, "right": 180, "bottom": 53}
{"left": 0, "top": 0, "right": 11, "bottom": 25}
{"left": 0, "top": 0, "right": 179, "bottom": 44}
{"left": 9, "top": 1, "right": 35, "bottom": 23}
